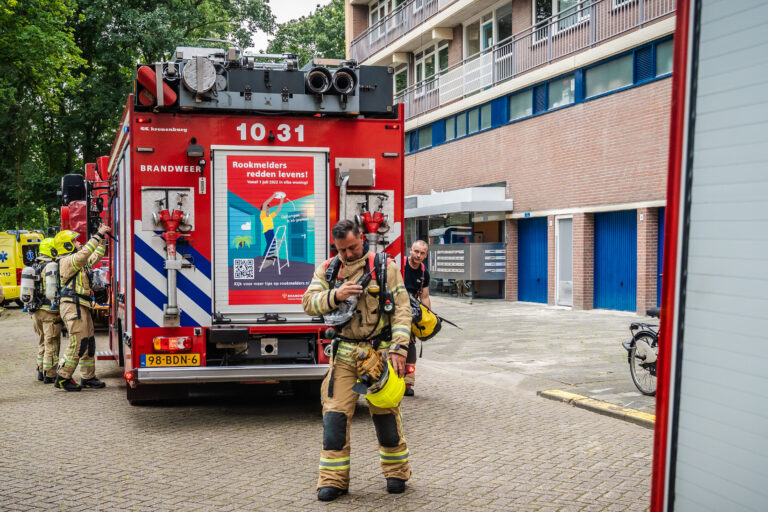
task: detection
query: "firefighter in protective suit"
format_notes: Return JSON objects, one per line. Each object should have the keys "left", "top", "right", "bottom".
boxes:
{"left": 53, "top": 225, "right": 109, "bottom": 392}
{"left": 33, "top": 238, "right": 61, "bottom": 383}
{"left": 303, "top": 220, "right": 413, "bottom": 502}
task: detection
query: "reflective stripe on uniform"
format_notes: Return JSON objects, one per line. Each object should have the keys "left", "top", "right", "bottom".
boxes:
{"left": 392, "top": 284, "right": 407, "bottom": 296}
{"left": 319, "top": 456, "right": 350, "bottom": 470}
{"left": 391, "top": 325, "right": 411, "bottom": 338}
{"left": 310, "top": 278, "right": 329, "bottom": 290}
{"left": 379, "top": 449, "right": 409, "bottom": 463}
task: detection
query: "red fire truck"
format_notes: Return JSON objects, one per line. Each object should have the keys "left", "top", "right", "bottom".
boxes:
{"left": 59, "top": 156, "right": 112, "bottom": 324}
{"left": 102, "top": 47, "right": 403, "bottom": 403}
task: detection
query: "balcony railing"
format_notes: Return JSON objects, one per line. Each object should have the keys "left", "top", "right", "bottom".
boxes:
{"left": 395, "top": 0, "right": 675, "bottom": 122}
{"left": 350, "top": 0, "right": 443, "bottom": 63}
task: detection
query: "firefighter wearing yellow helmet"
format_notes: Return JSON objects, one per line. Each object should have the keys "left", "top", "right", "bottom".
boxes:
{"left": 52, "top": 225, "right": 110, "bottom": 392}
{"left": 302, "top": 220, "right": 412, "bottom": 502}
{"left": 32, "top": 238, "right": 62, "bottom": 383}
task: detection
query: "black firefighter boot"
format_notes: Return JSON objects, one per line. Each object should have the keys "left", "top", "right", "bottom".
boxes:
{"left": 54, "top": 375, "right": 82, "bottom": 392}
{"left": 80, "top": 377, "right": 106, "bottom": 389}
{"left": 317, "top": 487, "right": 347, "bottom": 502}
{"left": 386, "top": 478, "right": 406, "bottom": 494}
{"left": 37, "top": 368, "right": 44, "bottom": 381}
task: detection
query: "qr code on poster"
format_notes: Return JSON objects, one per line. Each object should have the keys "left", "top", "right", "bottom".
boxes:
{"left": 233, "top": 258, "right": 254, "bottom": 280}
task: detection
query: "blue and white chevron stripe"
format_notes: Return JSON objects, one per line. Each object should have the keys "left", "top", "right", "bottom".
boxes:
{"left": 133, "top": 220, "right": 212, "bottom": 328}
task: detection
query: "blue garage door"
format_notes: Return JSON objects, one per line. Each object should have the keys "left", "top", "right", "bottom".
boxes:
{"left": 518, "top": 217, "right": 548, "bottom": 303}
{"left": 594, "top": 210, "right": 636, "bottom": 311}
{"left": 658, "top": 207, "right": 665, "bottom": 306}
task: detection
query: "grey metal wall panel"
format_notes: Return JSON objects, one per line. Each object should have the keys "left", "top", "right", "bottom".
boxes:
{"left": 674, "top": 0, "right": 768, "bottom": 510}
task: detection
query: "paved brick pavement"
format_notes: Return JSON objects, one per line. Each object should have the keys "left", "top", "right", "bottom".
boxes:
{"left": 0, "top": 303, "right": 652, "bottom": 511}
{"left": 421, "top": 297, "right": 657, "bottom": 414}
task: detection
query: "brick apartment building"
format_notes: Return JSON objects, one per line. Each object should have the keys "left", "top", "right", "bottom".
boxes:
{"left": 345, "top": 0, "right": 675, "bottom": 313}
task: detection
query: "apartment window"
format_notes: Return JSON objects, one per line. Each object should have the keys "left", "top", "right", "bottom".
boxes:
{"left": 656, "top": 39, "right": 673, "bottom": 76}
{"left": 548, "top": 74, "right": 575, "bottom": 108}
{"left": 481, "top": 104, "right": 492, "bottom": 130}
{"left": 534, "top": 0, "right": 552, "bottom": 40}
{"left": 394, "top": 65, "right": 408, "bottom": 96}
{"left": 466, "top": 21, "right": 481, "bottom": 57}
{"left": 418, "top": 126, "right": 432, "bottom": 149}
{"left": 438, "top": 41, "right": 450, "bottom": 72}
{"left": 369, "top": 0, "right": 388, "bottom": 36}
{"left": 585, "top": 54, "right": 633, "bottom": 98}
{"left": 415, "top": 46, "right": 436, "bottom": 96}
{"left": 509, "top": 89, "right": 533, "bottom": 120}
{"left": 467, "top": 109, "right": 478, "bottom": 134}
{"left": 456, "top": 112, "right": 467, "bottom": 137}
{"left": 446, "top": 116, "right": 455, "bottom": 141}
{"left": 557, "top": 1, "right": 590, "bottom": 31}
{"left": 497, "top": 3, "right": 514, "bottom": 43}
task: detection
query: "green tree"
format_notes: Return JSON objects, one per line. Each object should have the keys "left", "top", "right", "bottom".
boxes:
{"left": 0, "top": 0, "right": 276, "bottom": 231}
{"left": 267, "top": 0, "right": 345, "bottom": 67}
{"left": 0, "top": 0, "right": 85, "bottom": 229}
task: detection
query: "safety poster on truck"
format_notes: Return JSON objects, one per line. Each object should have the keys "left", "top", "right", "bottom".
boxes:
{"left": 225, "top": 154, "right": 316, "bottom": 305}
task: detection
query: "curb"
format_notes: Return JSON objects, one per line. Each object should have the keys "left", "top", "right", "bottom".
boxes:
{"left": 537, "top": 389, "right": 655, "bottom": 429}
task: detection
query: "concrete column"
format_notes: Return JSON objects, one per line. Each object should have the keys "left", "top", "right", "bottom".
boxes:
{"left": 572, "top": 212, "right": 594, "bottom": 310}
{"left": 636, "top": 207, "right": 659, "bottom": 315}
{"left": 505, "top": 218, "right": 518, "bottom": 301}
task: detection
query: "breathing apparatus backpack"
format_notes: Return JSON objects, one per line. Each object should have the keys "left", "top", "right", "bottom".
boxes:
{"left": 323, "top": 252, "right": 394, "bottom": 330}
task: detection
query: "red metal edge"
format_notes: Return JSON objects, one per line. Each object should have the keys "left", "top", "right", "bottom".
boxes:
{"left": 651, "top": 1, "right": 691, "bottom": 510}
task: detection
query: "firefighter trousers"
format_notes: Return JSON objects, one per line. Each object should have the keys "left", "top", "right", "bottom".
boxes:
{"left": 318, "top": 358, "right": 411, "bottom": 490}
{"left": 33, "top": 310, "right": 61, "bottom": 378}
{"left": 58, "top": 302, "right": 95, "bottom": 380}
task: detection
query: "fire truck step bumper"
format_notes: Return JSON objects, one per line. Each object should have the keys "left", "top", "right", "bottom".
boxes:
{"left": 135, "top": 364, "right": 329, "bottom": 384}
{"left": 96, "top": 350, "right": 117, "bottom": 361}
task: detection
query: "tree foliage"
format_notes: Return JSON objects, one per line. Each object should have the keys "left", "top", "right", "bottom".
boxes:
{"left": 0, "top": 0, "right": 275, "bottom": 231}
{"left": 267, "top": 0, "right": 345, "bottom": 67}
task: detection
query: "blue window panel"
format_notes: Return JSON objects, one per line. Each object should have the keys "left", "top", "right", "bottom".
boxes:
{"left": 533, "top": 84, "right": 548, "bottom": 114}
{"left": 594, "top": 210, "right": 637, "bottom": 311}
{"left": 491, "top": 96, "right": 507, "bottom": 127}
{"left": 574, "top": 69, "right": 585, "bottom": 103}
{"left": 409, "top": 132, "right": 418, "bottom": 153}
{"left": 658, "top": 207, "right": 665, "bottom": 307}
{"left": 518, "top": 217, "right": 548, "bottom": 303}
{"left": 635, "top": 45, "right": 653, "bottom": 83}
{"left": 432, "top": 119, "right": 446, "bottom": 146}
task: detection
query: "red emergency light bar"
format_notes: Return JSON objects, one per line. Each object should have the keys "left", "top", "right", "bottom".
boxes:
{"left": 135, "top": 117, "right": 152, "bottom": 124}
{"left": 152, "top": 336, "right": 192, "bottom": 353}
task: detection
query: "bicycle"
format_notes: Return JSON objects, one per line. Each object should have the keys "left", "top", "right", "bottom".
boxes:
{"left": 621, "top": 307, "right": 659, "bottom": 396}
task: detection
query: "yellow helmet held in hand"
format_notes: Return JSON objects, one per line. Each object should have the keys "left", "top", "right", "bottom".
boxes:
{"left": 38, "top": 238, "right": 57, "bottom": 259}
{"left": 53, "top": 230, "right": 80, "bottom": 256}
{"left": 365, "top": 361, "right": 405, "bottom": 409}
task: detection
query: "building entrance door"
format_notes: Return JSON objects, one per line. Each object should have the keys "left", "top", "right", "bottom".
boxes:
{"left": 517, "top": 217, "right": 547, "bottom": 303}
{"left": 556, "top": 217, "right": 573, "bottom": 306}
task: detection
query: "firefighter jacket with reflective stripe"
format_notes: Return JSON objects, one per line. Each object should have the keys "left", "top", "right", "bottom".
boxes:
{"left": 59, "top": 235, "right": 106, "bottom": 308}
{"left": 302, "top": 251, "right": 411, "bottom": 358}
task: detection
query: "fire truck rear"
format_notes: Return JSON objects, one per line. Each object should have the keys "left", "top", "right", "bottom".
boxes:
{"left": 104, "top": 46, "right": 403, "bottom": 404}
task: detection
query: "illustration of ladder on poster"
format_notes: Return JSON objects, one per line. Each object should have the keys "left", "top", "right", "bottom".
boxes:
{"left": 260, "top": 191, "right": 291, "bottom": 275}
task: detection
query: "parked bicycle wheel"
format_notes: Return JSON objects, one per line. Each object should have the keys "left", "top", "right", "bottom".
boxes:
{"left": 629, "top": 331, "right": 658, "bottom": 396}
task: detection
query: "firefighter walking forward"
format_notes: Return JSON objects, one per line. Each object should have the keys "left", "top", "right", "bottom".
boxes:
{"left": 303, "top": 220, "right": 413, "bottom": 502}
{"left": 53, "top": 225, "right": 110, "bottom": 392}
{"left": 33, "top": 238, "right": 61, "bottom": 383}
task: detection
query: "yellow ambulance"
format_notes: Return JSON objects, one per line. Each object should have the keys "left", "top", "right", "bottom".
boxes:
{"left": 0, "top": 230, "right": 44, "bottom": 306}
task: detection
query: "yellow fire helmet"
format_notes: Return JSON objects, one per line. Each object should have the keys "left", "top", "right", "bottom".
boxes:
{"left": 38, "top": 238, "right": 57, "bottom": 259}
{"left": 411, "top": 302, "right": 442, "bottom": 341}
{"left": 53, "top": 230, "right": 80, "bottom": 256}
{"left": 365, "top": 361, "right": 405, "bottom": 409}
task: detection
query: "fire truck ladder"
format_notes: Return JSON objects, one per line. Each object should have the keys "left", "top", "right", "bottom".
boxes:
{"left": 259, "top": 225, "right": 290, "bottom": 275}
